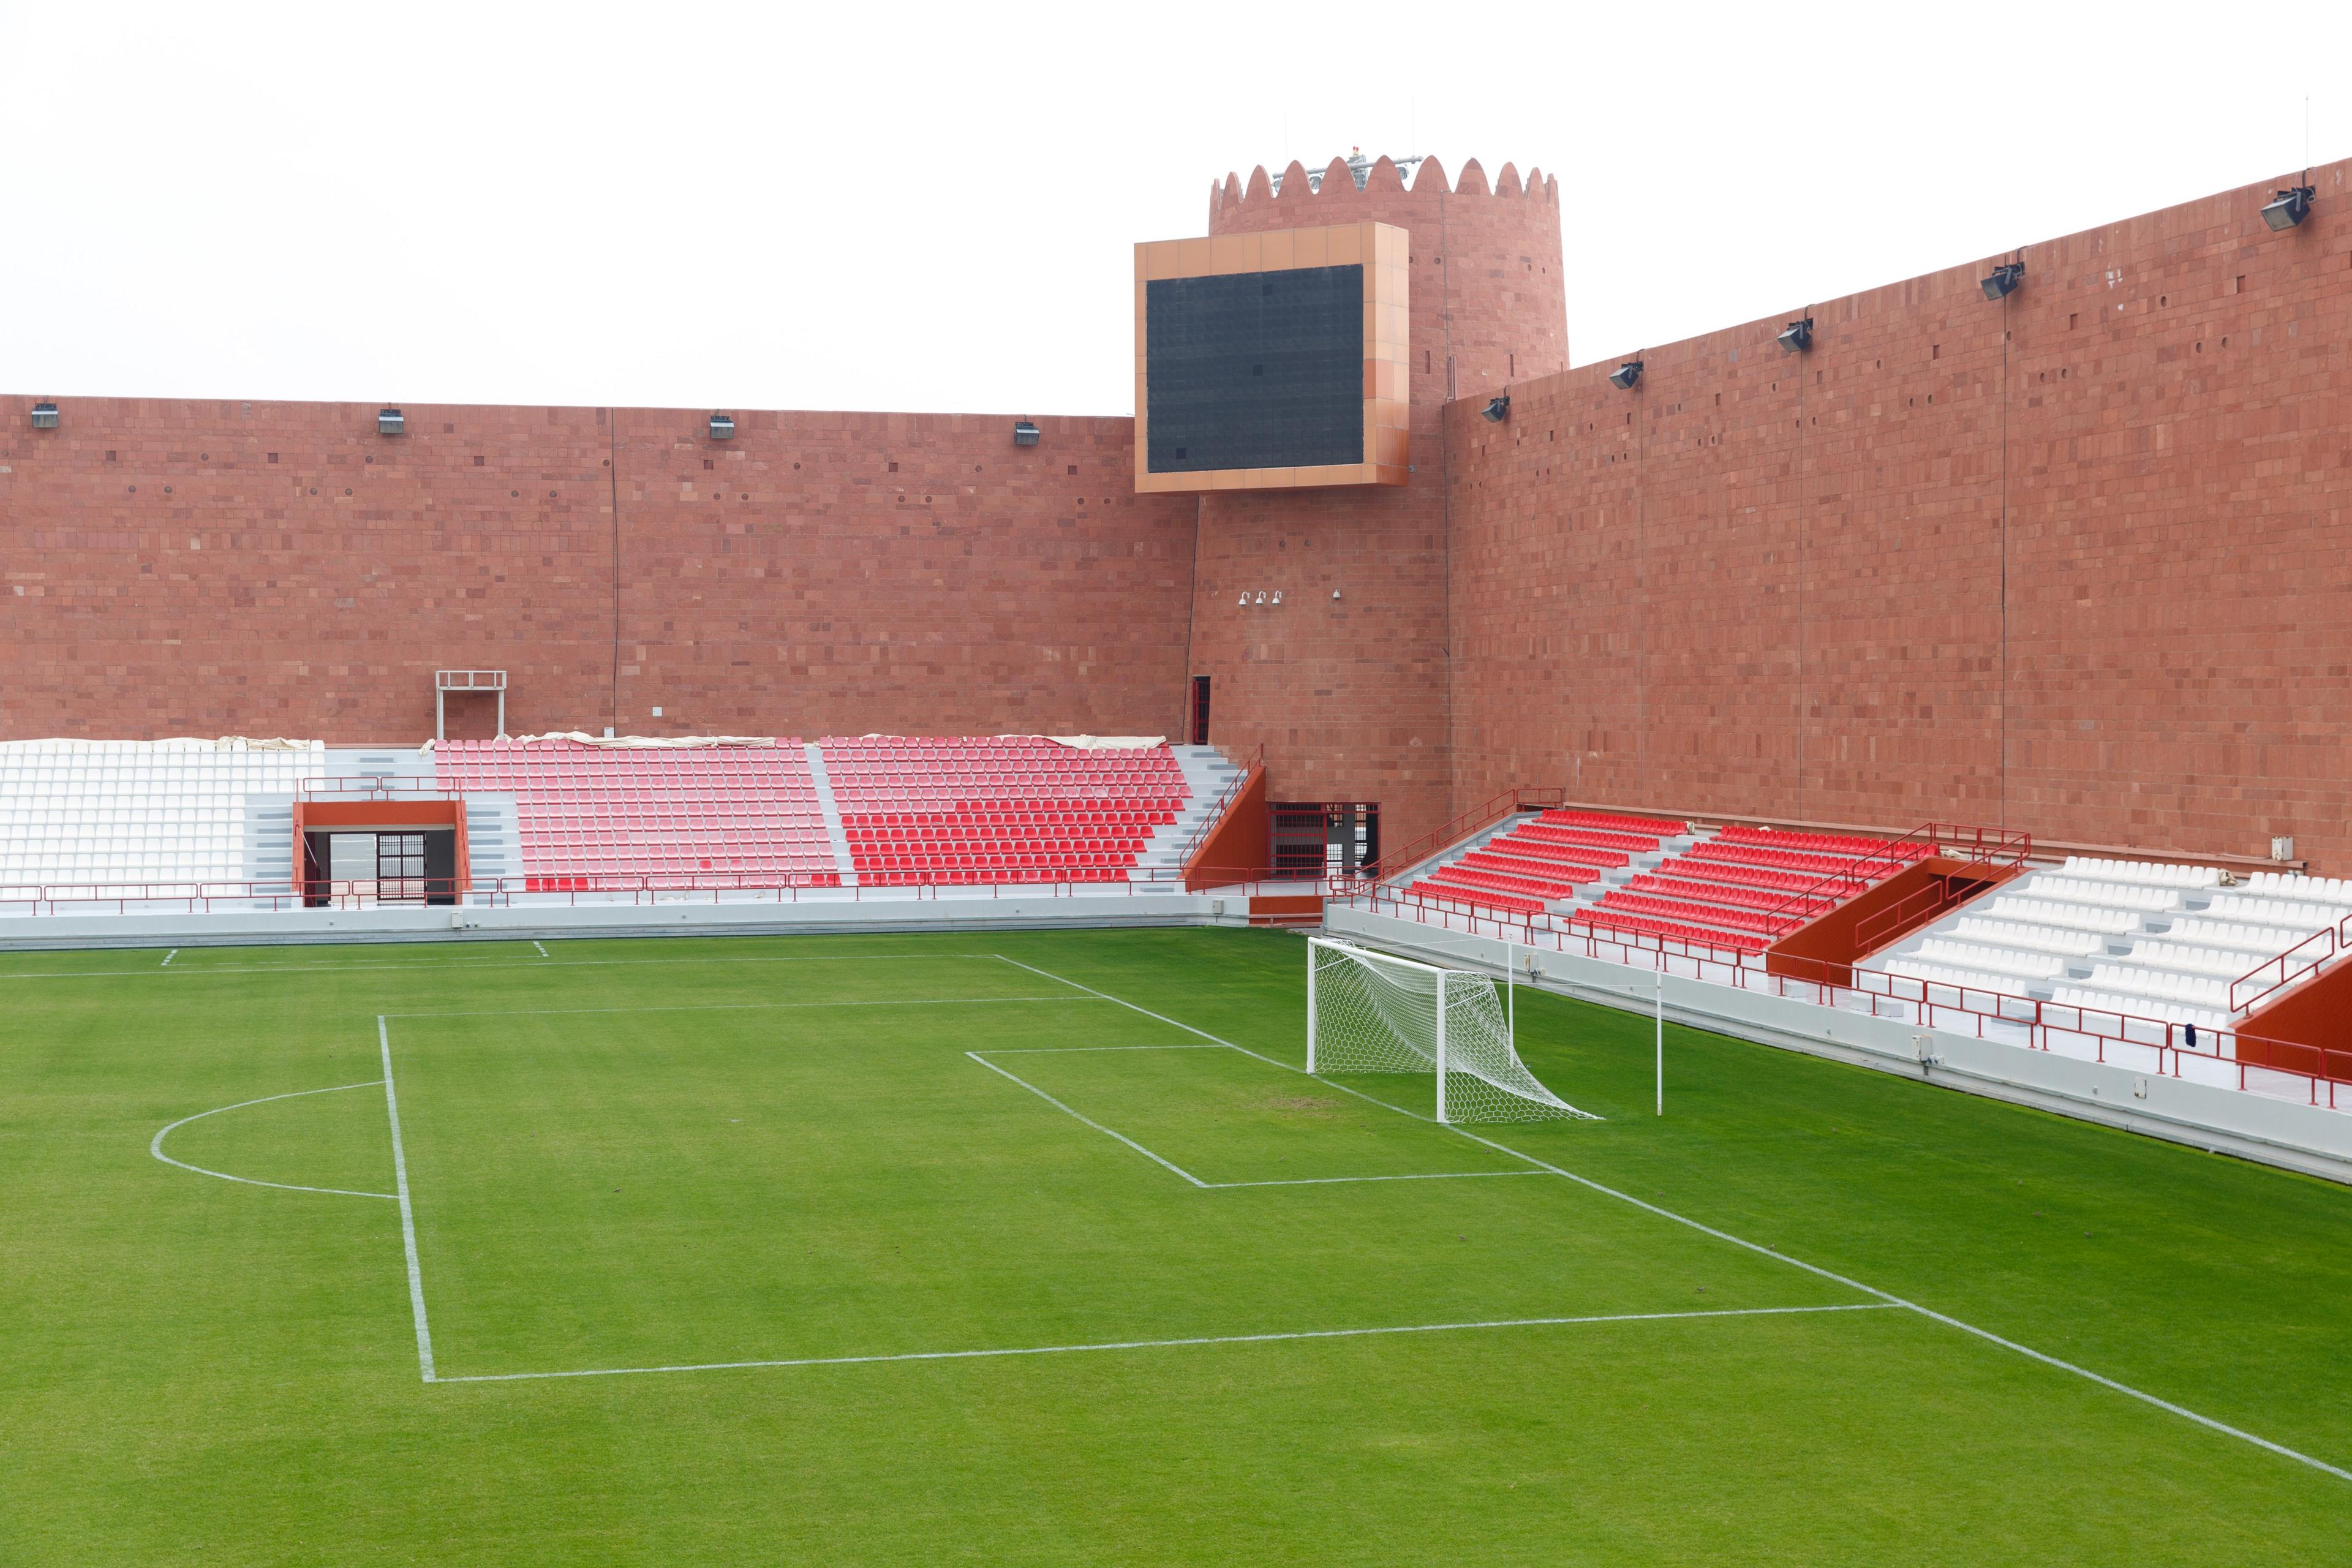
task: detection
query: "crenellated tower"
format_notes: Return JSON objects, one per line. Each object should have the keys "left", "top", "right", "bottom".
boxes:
{"left": 1179, "top": 155, "right": 1568, "bottom": 849}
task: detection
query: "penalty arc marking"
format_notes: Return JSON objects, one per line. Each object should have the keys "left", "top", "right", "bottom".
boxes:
{"left": 150, "top": 1081, "right": 397, "bottom": 1200}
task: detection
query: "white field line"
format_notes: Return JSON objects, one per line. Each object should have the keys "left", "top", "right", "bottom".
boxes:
{"left": 965, "top": 1052, "right": 1209, "bottom": 1188}
{"left": 390, "top": 995, "right": 1090, "bottom": 1020}
{"left": 993, "top": 955, "right": 1465, "bottom": 1133}
{"left": 428, "top": 1302, "right": 1903, "bottom": 1385}
{"left": 533, "top": 941, "right": 549, "bottom": 958}
{"left": 149, "top": 1081, "right": 396, "bottom": 1200}
{"left": 0, "top": 951, "right": 1011, "bottom": 981}
{"left": 378, "top": 1017, "right": 437, "bottom": 1384}
{"left": 160, "top": 949, "right": 176, "bottom": 967}
{"left": 966, "top": 1045, "right": 1536, "bottom": 1188}
{"left": 993, "top": 956, "right": 2352, "bottom": 1486}
{"left": 1203, "top": 1170, "right": 1545, "bottom": 1189}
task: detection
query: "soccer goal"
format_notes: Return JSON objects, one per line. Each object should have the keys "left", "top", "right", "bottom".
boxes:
{"left": 1307, "top": 937, "right": 1597, "bottom": 1123}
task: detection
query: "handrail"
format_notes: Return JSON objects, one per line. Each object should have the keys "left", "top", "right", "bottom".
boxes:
{"left": 298, "top": 774, "right": 463, "bottom": 802}
{"left": 1845, "top": 823, "right": 2036, "bottom": 954}
{"left": 1367, "top": 786, "right": 1566, "bottom": 884}
{"left": 1172, "top": 743, "right": 1263, "bottom": 872}
{"left": 1749, "top": 821, "right": 2030, "bottom": 946}
{"left": 2228, "top": 911, "right": 2350, "bottom": 1014}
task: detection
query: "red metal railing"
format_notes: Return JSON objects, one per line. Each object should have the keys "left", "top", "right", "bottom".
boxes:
{"left": 0, "top": 864, "right": 1355, "bottom": 918}
{"left": 1368, "top": 787, "right": 1567, "bottom": 885}
{"left": 2228, "top": 910, "right": 2352, "bottom": 1013}
{"left": 1172, "top": 744, "right": 1264, "bottom": 873}
{"left": 1846, "top": 823, "right": 2035, "bottom": 953}
{"left": 298, "top": 774, "right": 461, "bottom": 802}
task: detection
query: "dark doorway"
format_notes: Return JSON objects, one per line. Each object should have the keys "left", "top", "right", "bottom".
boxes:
{"left": 1188, "top": 676, "right": 1212, "bottom": 746}
{"left": 1268, "top": 802, "right": 1379, "bottom": 878}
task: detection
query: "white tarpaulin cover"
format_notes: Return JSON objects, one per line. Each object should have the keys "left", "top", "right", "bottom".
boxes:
{"left": 418, "top": 733, "right": 778, "bottom": 752}
{"left": 0, "top": 736, "right": 322, "bottom": 752}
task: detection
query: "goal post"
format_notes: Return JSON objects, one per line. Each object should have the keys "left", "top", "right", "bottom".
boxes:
{"left": 1306, "top": 937, "right": 1597, "bottom": 1123}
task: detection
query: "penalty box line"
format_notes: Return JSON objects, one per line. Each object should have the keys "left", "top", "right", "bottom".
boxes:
{"left": 427, "top": 1303, "right": 1902, "bottom": 1385}
{"left": 967, "top": 1046, "right": 1542, "bottom": 1190}
{"left": 992, "top": 956, "right": 2352, "bottom": 1487}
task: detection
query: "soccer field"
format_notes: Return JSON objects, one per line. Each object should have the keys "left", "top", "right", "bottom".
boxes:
{"left": 4, "top": 927, "right": 2348, "bottom": 1564}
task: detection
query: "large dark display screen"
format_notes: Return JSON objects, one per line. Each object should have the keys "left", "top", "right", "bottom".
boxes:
{"left": 1144, "top": 263, "right": 1363, "bottom": 473}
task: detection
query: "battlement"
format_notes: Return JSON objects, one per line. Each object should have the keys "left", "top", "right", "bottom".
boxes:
{"left": 1210, "top": 154, "right": 1557, "bottom": 225}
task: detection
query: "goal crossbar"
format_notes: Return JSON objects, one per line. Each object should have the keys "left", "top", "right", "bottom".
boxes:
{"left": 1307, "top": 937, "right": 1596, "bottom": 1123}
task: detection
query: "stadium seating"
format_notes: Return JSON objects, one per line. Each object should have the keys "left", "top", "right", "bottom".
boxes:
{"left": 822, "top": 737, "right": 1186, "bottom": 885}
{"left": 1537, "top": 809, "right": 1686, "bottom": 838}
{"left": 1872, "top": 855, "right": 2337, "bottom": 1031}
{"left": 435, "top": 739, "right": 837, "bottom": 888}
{"left": 1566, "top": 910, "right": 1768, "bottom": 953}
{"left": 0, "top": 738, "right": 318, "bottom": 889}
{"left": 2241, "top": 871, "right": 2352, "bottom": 904}
{"left": 1713, "top": 824, "right": 1929, "bottom": 863}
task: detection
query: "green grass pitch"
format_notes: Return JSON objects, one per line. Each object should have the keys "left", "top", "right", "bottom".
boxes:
{"left": 2, "top": 925, "right": 2348, "bottom": 1564}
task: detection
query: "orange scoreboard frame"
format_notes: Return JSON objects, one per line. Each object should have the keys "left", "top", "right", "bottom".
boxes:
{"left": 1133, "top": 221, "right": 1409, "bottom": 494}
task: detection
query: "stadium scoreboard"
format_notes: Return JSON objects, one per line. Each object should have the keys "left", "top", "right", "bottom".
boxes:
{"left": 1133, "top": 221, "right": 1409, "bottom": 492}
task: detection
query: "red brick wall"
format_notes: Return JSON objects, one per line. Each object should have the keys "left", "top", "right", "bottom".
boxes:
{"left": 6, "top": 156, "right": 2348, "bottom": 873}
{"left": 0, "top": 401, "right": 1194, "bottom": 742}
{"left": 1447, "top": 157, "right": 2352, "bottom": 870}
{"left": 1185, "top": 156, "right": 1567, "bottom": 848}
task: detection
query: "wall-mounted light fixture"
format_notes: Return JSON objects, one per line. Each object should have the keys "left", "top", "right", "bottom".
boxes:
{"left": 709, "top": 413, "right": 735, "bottom": 440}
{"left": 1981, "top": 262, "right": 2024, "bottom": 301}
{"left": 1270, "top": 591, "right": 1282, "bottom": 605}
{"left": 1331, "top": 589, "right": 1341, "bottom": 600}
{"left": 1012, "top": 420, "right": 1041, "bottom": 447}
{"left": 30, "top": 400, "right": 59, "bottom": 429}
{"left": 377, "top": 407, "right": 404, "bottom": 435}
{"left": 1776, "top": 318, "right": 1814, "bottom": 354}
{"left": 2261, "top": 184, "right": 2315, "bottom": 231}
{"left": 1480, "top": 395, "right": 1510, "bottom": 423}
{"left": 1608, "top": 360, "right": 1643, "bottom": 391}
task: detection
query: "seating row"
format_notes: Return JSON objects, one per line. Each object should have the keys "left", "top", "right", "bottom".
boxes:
{"left": 1589, "top": 890, "right": 1791, "bottom": 937}
{"left": 2123, "top": 943, "right": 2273, "bottom": 979}
{"left": 2078, "top": 963, "right": 2230, "bottom": 1009}
{"left": 1981, "top": 895, "right": 2139, "bottom": 935}
{"left": 1626, "top": 874, "right": 1824, "bottom": 916}
{"left": 2203, "top": 894, "right": 2351, "bottom": 929}
{"left": 1524, "top": 823, "right": 1660, "bottom": 854}
{"left": 2048, "top": 986, "right": 2230, "bottom": 1035}
{"left": 1406, "top": 878, "right": 1545, "bottom": 916}
{"left": 2021, "top": 876, "right": 2179, "bottom": 912}
{"left": 1683, "top": 842, "right": 1886, "bottom": 881}
{"left": 1715, "top": 824, "right": 1926, "bottom": 862}
{"left": 2059, "top": 856, "right": 2223, "bottom": 889}
{"left": 1567, "top": 910, "right": 1768, "bottom": 954}
{"left": 1536, "top": 809, "right": 1687, "bottom": 837}
{"left": 2170, "top": 916, "right": 2328, "bottom": 954}
{"left": 1512, "top": 826, "right": 1632, "bottom": 866}
{"left": 1912, "top": 939, "right": 2062, "bottom": 980}
{"left": 1950, "top": 916, "right": 2105, "bottom": 957}
{"left": 2241, "top": 871, "right": 2352, "bottom": 903}
{"left": 1884, "top": 959, "right": 2036, "bottom": 998}
{"left": 1460, "top": 850, "right": 1604, "bottom": 890}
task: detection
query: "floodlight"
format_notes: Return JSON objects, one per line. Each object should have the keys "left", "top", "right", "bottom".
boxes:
{"left": 1608, "top": 360, "right": 1643, "bottom": 391}
{"left": 1981, "top": 263, "right": 2024, "bottom": 301}
{"left": 30, "top": 401, "right": 59, "bottom": 429}
{"left": 1480, "top": 395, "right": 1510, "bottom": 423}
{"left": 2261, "top": 186, "right": 2314, "bottom": 231}
{"left": 708, "top": 413, "right": 735, "bottom": 440}
{"left": 1012, "top": 420, "right": 1041, "bottom": 447}
{"left": 377, "top": 407, "right": 404, "bottom": 435}
{"left": 1777, "top": 318, "right": 1814, "bottom": 354}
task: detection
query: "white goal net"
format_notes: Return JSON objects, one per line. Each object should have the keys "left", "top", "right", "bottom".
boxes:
{"left": 1307, "top": 938, "right": 1596, "bottom": 1123}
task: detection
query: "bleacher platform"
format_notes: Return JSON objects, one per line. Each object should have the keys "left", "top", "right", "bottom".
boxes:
{"left": 433, "top": 739, "right": 838, "bottom": 889}
{"left": 0, "top": 738, "right": 318, "bottom": 892}
{"left": 1404, "top": 809, "right": 1926, "bottom": 956}
{"left": 1870, "top": 854, "right": 2351, "bottom": 1037}
{"left": 823, "top": 737, "right": 1188, "bottom": 886}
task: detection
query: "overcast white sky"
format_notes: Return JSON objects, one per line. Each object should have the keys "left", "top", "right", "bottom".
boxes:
{"left": 2, "top": 2, "right": 2345, "bottom": 415}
